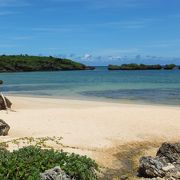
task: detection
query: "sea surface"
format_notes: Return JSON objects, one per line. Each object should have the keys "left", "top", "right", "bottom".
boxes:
{"left": 0, "top": 66, "right": 180, "bottom": 105}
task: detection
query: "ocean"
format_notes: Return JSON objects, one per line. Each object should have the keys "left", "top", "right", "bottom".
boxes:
{"left": 1, "top": 66, "right": 180, "bottom": 105}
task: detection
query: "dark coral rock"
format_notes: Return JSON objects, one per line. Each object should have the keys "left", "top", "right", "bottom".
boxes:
{"left": 157, "top": 142, "right": 180, "bottom": 163}
{"left": 0, "top": 95, "right": 12, "bottom": 110}
{"left": 0, "top": 119, "right": 10, "bottom": 136}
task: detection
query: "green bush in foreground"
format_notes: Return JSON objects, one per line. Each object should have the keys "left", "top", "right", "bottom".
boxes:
{"left": 0, "top": 146, "right": 99, "bottom": 180}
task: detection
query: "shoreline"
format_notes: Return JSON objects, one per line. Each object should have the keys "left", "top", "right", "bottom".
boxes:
{"left": 4, "top": 92, "right": 180, "bottom": 108}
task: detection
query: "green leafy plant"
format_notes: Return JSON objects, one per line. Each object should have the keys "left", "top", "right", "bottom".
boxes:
{"left": 0, "top": 146, "right": 99, "bottom": 180}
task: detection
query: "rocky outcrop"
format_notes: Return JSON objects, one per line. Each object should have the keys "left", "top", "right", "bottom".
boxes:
{"left": 108, "top": 64, "right": 178, "bottom": 71}
{"left": 157, "top": 143, "right": 180, "bottom": 163}
{"left": 0, "top": 95, "right": 12, "bottom": 110}
{"left": 108, "top": 64, "right": 162, "bottom": 70}
{"left": 0, "top": 119, "right": 10, "bottom": 136}
{"left": 40, "top": 166, "right": 72, "bottom": 180}
{"left": 138, "top": 142, "right": 180, "bottom": 179}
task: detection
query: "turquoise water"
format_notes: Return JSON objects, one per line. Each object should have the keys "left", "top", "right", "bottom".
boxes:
{"left": 1, "top": 66, "right": 180, "bottom": 105}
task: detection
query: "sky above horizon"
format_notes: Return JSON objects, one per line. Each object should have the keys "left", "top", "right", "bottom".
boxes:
{"left": 0, "top": 0, "right": 180, "bottom": 65}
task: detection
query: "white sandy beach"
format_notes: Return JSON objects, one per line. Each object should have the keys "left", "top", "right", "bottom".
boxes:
{"left": 0, "top": 96, "right": 180, "bottom": 174}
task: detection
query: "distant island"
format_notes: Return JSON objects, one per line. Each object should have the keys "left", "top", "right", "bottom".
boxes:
{"left": 108, "top": 63, "right": 178, "bottom": 70}
{"left": 0, "top": 55, "right": 95, "bottom": 72}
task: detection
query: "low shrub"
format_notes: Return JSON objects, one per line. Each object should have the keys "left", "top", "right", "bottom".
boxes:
{"left": 0, "top": 146, "right": 99, "bottom": 180}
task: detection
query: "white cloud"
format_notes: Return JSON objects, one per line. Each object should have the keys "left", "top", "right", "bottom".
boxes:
{"left": 0, "top": 10, "right": 21, "bottom": 16}
{"left": 89, "top": 0, "right": 146, "bottom": 9}
{"left": 141, "top": 39, "right": 180, "bottom": 49}
{"left": 49, "top": 0, "right": 146, "bottom": 9}
{"left": 83, "top": 54, "right": 92, "bottom": 60}
{"left": 12, "top": 36, "right": 33, "bottom": 40}
{"left": 0, "top": 0, "right": 30, "bottom": 7}
{"left": 0, "top": 44, "right": 18, "bottom": 48}
{"left": 97, "top": 17, "right": 162, "bottom": 30}
{"left": 31, "top": 26, "right": 80, "bottom": 33}
{"left": 0, "top": 11, "right": 12, "bottom": 15}
{"left": 94, "top": 48, "right": 140, "bottom": 56}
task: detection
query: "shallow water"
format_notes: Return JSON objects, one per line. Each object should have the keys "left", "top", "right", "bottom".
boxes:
{"left": 1, "top": 66, "right": 180, "bottom": 105}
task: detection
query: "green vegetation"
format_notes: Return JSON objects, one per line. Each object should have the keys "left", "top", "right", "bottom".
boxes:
{"left": 0, "top": 146, "right": 99, "bottom": 180}
{"left": 164, "top": 64, "right": 176, "bottom": 70}
{"left": 0, "top": 55, "right": 94, "bottom": 72}
{"left": 107, "top": 65, "right": 122, "bottom": 70}
{"left": 108, "top": 63, "right": 180, "bottom": 70}
{"left": 108, "top": 64, "right": 162, "bottom": 70}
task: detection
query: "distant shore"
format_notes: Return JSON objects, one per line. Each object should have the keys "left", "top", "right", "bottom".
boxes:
{"left": 0, "top": 55, "right": 95, "bottom": 72}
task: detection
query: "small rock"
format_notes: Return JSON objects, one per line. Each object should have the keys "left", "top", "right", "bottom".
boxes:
{"left": 138, "top": 156, "right": 167, "bottom": 178}
{"left": 171, "top": 171, "right": 180, "bottom": 179}
{"left": 40, "top": 166, "right": 72, "bottom": 180}
{"left": 120, "top": 174, "right": 129, "bottom": 180}
{"left": 162, "top": 164, "right": 175, "bottom": 172}
{"left": 0, "top": 95, "right": 12, "bottom": 110}
{"left": 0, "top": 119, "right": 10, "bottom": 136}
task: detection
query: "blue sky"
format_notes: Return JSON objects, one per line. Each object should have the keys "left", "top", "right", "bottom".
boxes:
{"left": 0, "top": 0, "right": 180, "bottom": 65}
